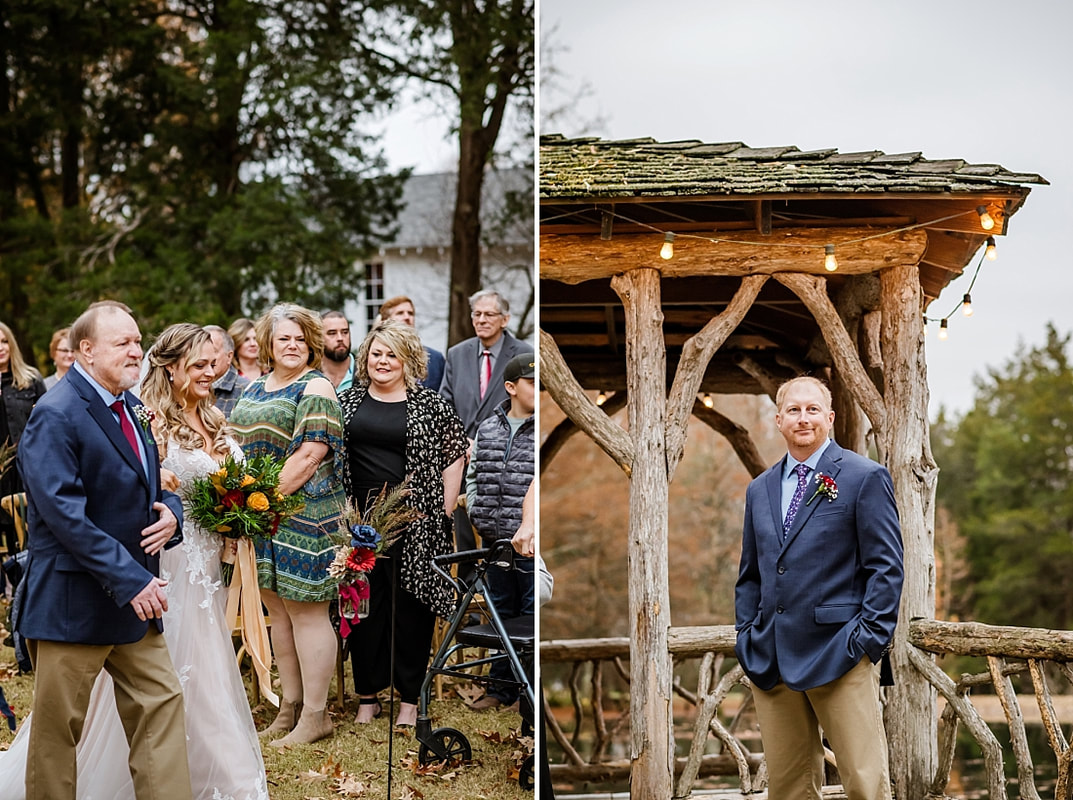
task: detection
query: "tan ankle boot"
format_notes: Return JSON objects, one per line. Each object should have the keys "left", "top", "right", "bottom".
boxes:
{"left": 258, "top": 699, "right": 302, "bottom": 738}
{"left": 271, "top": 706, "right": 333, "bottom": 747}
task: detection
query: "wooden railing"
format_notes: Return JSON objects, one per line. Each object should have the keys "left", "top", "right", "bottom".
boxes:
{"left": 541, "top": 621, "right": 1073, "bottom": 799}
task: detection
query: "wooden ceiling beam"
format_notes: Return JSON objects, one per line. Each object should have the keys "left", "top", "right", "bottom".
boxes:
{"left": 922, "top": 230, "right": 985, "bottom": 270}
{"left": 540, "top": 227, "right": 928, "bottom": 284}
{"left": 753, "top": 200, "right": 772, "bottom": 235}
{"left": 551, "top": 333, "right": 779, "bottom": 349}
{"left": 540, "top": 216, "right": 915, "bottom": 236}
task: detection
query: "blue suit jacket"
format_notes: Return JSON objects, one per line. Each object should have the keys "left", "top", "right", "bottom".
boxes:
{"left": 15, "top": 368, "right": 183, "bottom": 645}
{"left": 734, "top": 441, "right": 903, "bottom": 692}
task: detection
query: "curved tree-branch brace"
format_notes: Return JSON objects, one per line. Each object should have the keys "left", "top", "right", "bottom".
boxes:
{"left": 539, "top": 328, "right": 634, "bottom": 476}
{"left": 774, "top": 272, "right": 886, "bottom": 439}
{"left": 665, "top": 275, "right": 767, "bottom": 479}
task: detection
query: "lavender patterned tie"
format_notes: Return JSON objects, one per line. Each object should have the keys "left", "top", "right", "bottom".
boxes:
{"left": 783, "top": 463, "right": 811, "bottom": 539}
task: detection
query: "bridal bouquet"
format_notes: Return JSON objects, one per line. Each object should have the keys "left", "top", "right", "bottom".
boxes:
{"left": 186, "top": 454, "right": 304, "bottom": 541}
{"left": 329, "top": 479, "right": 424, "bottom": 634}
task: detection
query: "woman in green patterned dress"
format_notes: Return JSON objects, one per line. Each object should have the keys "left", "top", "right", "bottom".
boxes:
{"left": 230, "top": 303, "right": 346, "bottom": 746}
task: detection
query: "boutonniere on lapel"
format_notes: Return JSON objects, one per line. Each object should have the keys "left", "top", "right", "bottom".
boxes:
{"left": 132, "top": 405, "right": 157, "bottom": 446}
{"left": 806, "top": 472, "right": 838, "bottom": 505}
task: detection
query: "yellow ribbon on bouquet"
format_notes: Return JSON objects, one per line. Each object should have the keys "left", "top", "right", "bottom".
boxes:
{"left": 224, "top": 538, "right": 279, "bottom": 708}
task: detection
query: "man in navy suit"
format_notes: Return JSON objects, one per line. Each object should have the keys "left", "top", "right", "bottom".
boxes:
{"left": 16, "top": 301, "right": 192, "bottom": 799}
{"left": 735, "top": 376, "right": 903, "bottom": 800}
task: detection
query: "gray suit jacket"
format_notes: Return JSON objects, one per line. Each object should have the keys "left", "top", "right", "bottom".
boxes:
{"left": 440, "top": 332, "right": 533, "bottom": 438}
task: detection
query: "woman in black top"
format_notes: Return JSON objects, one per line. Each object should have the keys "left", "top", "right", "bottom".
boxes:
{"left": 338, "top": 320, "right": 467, "bottom": 729}
{"left": 0, "top": 321, "right": 47, "bottom": 550}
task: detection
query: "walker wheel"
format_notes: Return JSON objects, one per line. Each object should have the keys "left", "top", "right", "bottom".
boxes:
{"left": 519, "top": 754, "right": 534, "bottom": 790}
{"left": 418, "top": 726, "right": 472, "bottom": 765}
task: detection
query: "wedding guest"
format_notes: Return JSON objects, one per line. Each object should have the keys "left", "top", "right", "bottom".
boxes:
{"left": 338, "top": 320, "right": 467, "bottom": 728}
{"left": 203, "top": 325, "right": 249, "bottom": 419}
{"left": 43, "top": 328, "right": 75, "bottom": 390}
{"left": 228, "top": 318, "right": 264, "bottom": 381}
{"left": 0, "top": 321, "right": 46, "bottom": 552}
{"left": 378, "top": 296, "right": 445, "bottom": 390}
{"left": 320, "top": 311, "right": 356, "bottom": 392}
{"left": 230, "top": 303, "right": 346, "bottom": 746}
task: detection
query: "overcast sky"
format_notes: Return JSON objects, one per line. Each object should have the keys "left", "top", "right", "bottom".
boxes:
{"left": 537, "top": 0, "right": 1072, "bottom": 417}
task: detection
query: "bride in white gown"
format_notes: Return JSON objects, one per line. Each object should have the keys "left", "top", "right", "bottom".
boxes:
{"left": 0, "top": 323, "right": 268, "bottom": 800}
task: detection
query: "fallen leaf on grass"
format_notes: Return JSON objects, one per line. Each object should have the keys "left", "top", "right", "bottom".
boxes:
{"left": 296, "top": 770, "right": 329, "bottom": 785}
{"left": 334, "top": 775, "right": 367, "bottom": 796}
{"left": 397, "top": 785, "right": 425, "bottom": 800}
{"left": 453, "top": 683, "right": 485, "bottom": 704}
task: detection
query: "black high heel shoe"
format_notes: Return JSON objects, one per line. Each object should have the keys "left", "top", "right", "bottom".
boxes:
{"left": 355, "top": 696, "right": 382, "bottom": 724}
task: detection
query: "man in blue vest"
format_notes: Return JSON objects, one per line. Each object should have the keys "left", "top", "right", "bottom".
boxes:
{"left": 465, "top": 353, "right": 535, "bottom": 711}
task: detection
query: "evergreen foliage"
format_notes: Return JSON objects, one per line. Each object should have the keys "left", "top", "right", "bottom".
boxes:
{"left": 1, "top": 0, "right": 406, "bottom": 363}
{"left": 933, "top": 324, "right": 1073, "bottom": 628}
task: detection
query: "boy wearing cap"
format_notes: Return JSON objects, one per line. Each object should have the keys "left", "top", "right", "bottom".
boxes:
{"left": 464, "top": 353, "right": 536, "bottom": 711}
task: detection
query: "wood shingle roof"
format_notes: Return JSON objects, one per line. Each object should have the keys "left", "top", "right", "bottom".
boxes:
{"left": 539, "top": 135, "right": 1047, "bottom": 199}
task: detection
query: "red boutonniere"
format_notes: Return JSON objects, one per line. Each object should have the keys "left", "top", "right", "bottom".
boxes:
{"left": 806, "top": 473, "right": 838, "bottom": 506}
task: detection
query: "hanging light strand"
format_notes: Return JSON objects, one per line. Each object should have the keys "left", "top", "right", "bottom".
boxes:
{"left": 614, "top": 205, "right": 995, "bottom": 264}
{"left": 924, "top": 243, "right": 990, "bottom": 338}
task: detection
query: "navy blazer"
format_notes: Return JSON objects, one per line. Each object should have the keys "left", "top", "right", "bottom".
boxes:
{"left": 734, "top": 441, "right": 903, "bottom": 692}
{"left": 440, "top": 332, "right": 533, "bottom": 438}
{"left": 15, "top": 368, "right": 183, "bottom": 645}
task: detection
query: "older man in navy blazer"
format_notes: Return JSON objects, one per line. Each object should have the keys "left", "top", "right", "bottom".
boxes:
{"left": 16, "top": 301, "right": 192, "bottom": 800}
{"left": 735, "top": 376, "right": 903, "bottom": 800}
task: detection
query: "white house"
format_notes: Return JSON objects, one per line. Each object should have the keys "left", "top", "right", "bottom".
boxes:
{"left": 344, "top": 168, "right": 535, "bottom": 353}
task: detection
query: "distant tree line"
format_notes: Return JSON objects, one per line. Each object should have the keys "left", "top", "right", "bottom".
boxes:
{"left": 932, "top": 324, "right": 1073, "bottom": 630}
{"left": 1, "top": 0, "right": 534, "bottom": 362}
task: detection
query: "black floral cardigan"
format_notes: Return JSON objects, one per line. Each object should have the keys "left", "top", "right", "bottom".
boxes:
{"left": 337, "top": 384, "right": 468, "bottom": 617}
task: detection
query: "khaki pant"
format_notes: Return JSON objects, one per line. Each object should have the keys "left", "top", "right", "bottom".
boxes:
{"left": 752, "top": 657, "right": 892, "bottom": 800}
{"left": 26, "top": 629, "right": 192, "bottom": 800}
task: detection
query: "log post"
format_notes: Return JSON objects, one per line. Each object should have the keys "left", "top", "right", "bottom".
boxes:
{"left": 610, "top": 267, "right": 674, "bottom": 799}
{"left": 880, "top": 263, "right": 939, "bottom": 799}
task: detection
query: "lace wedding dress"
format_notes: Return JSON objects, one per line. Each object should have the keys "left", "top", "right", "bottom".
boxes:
{"left": 0, "top": 440, "right": 269, "bottom": 800}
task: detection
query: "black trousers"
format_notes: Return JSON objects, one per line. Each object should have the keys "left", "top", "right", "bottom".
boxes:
{"left": 348, "top": 557, "right": 437, "bottom": 704}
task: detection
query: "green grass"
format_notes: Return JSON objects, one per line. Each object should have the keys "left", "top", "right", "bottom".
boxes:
{"left": 0, "top": 637, "right": 532, "bottom": 799}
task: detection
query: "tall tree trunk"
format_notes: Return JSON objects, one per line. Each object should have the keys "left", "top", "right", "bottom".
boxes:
{"left": 880, "top": 263, "right": 939, "bottom": 798}
{"left": 53, "top": 6, "right": 84, "bottom": 210}
{"left": 448, "top": 120, "right": 487, "bottom": 347}
{"left": 610, "top": 268, "right": 674, "bottom": 799}
{"left": 445, "top": 0, "right": 526, "bottom": 347}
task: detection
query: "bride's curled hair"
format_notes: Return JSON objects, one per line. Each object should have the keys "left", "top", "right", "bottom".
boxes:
{"left": 141, "top": 323, "right": 230, "bottom": 457}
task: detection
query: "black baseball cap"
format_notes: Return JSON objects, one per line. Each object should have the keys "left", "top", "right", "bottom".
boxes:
{"left": 504, "top": 353, "right": 536, "bottom": 383}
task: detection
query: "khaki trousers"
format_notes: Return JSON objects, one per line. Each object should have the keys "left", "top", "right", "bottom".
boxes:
{"left": 751, "top": 657, "right": 892, "bottom": 800}
{"left": 26, "top": 629, "right": 193, "bottom": 800}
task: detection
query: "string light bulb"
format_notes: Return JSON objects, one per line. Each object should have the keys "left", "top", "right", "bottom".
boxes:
{"left": 596, "top": 390, "right": 607, "bottom": 406}
{"left": 977, "top": 205, "right": 995, "bottom": 231}
{"left": 985, "top": 236, "right": 997, "bottom": 261}
{"left": 660, "top": 232, "right": 675, "bottom": 260}
{"left": 824, "top": 244, "right": 838, "bottom": 272}
{"left": 702, "top": 393, "right": 714, "bottom": 408}
{"left": 961, "top": 293, "right": 973, "bottom": 317}
{"left": 938, "top": 319, "right": 949, "bottom": 340}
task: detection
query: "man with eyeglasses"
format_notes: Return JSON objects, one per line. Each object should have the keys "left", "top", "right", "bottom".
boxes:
{"left": 441, "top": 289, "right": 533, "bottom": 440}
{"left": 441, "top": 289, "right": 533, "bottom": 580}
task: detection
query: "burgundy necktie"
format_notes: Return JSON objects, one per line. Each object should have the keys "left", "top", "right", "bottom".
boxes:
{"left": 479, "top": 349, "right": 492, "bottom": 399}
{"left": 783, "top": 463, "right": 811, "bottom": 539}
{"left": 110, "top": 400, "right": 142, "bottom": 462}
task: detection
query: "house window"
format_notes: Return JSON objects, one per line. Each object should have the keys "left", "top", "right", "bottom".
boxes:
{"left": 365, "top": 261, "right": 384, "bottom": 330}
